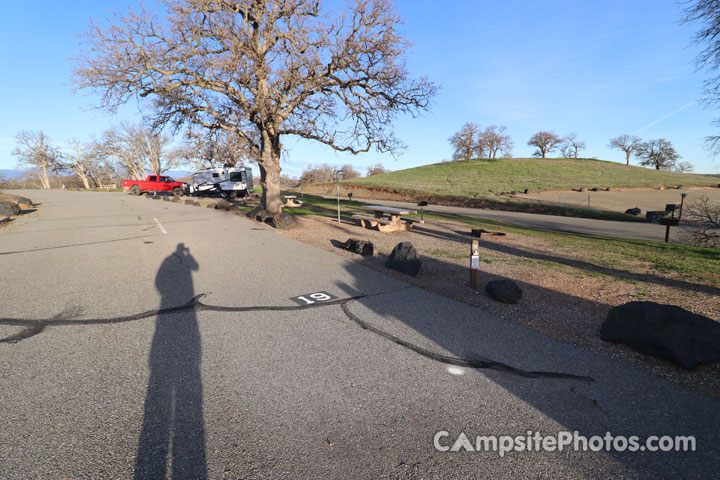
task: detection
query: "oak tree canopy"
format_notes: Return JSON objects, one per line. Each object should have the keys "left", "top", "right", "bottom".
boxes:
{"left": 73, "top": 0, "right": 436, "bottom": 213}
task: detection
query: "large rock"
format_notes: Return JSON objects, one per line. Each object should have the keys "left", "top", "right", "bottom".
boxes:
{"left": 247, "top": 207, "right": 297, "bottom": 230}
{"left": 0, "top": 193, "right": 33, "bottom": 209}
{"left": 625, "top": 207, "right": 642, "bottom": 216}
{"left": 335, "top": 238, "right": 374, "bottom": 256}
{"left": 265, "top": 213, "right": 298, "bottom": 230}
{"left": 600, "top": 301, "right": 720, "bottom": 369}
{"left": 385, "top": 242, "right": 421, "bottom": 277}
{"left": 485, "top": 280, "right": 522, "bottom": 304}
{"left": 0, "top": 201, "right": 21, "bottom": 216}
{"left": 214, "top": 199, "right": 234, "bottom": 210}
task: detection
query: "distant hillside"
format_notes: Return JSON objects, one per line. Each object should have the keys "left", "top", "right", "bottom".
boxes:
{"left": 343, "top": 158, "right": 720, "bottom": 196}
{"left": 0, "top": 169, "right": 30, "bottom": 179}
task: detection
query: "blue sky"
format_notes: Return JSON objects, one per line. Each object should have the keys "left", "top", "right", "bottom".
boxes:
{"left": 1, "top": 0, "right": 719, "bottom": 176}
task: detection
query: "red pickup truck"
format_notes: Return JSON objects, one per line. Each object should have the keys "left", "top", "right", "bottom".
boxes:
{"left": 122, "top": 175, "right": 187, "bottom": 197}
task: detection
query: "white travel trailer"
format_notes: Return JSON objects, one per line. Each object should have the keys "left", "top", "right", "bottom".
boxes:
{"left": 189, "top": 166, "right": 254, "bottom": 198}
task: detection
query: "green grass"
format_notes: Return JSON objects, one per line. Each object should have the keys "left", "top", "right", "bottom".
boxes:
{"left": 436, "top": 212, "right": 720, "bottom": 286}
{"left": 299, "top": 157, "right": 720, "bottom": 222}
{"left": 284, "top": 194, "right": 720, "bottom": 285}
{"left": 345, "top": 157, "right": 720, "bottom": 195}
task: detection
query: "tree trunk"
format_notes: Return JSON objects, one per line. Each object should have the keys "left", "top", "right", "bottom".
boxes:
{"left": 626, "top": 152, "right": 630, "bottom": 166}
{"left": 259, "top": 130, "right": 283, "bottom": 215}
{"left": 78, "top": 173, "right": 91, "bottom": 189}
{"left": 40, "top": 164, "right": 50, "bottom": 189}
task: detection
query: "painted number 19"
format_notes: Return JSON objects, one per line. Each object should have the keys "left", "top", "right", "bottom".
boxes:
{"left": 296, "top": 292, "right": 332, "bottom": 304}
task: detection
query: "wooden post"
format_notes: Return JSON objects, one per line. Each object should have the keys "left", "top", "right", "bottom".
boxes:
{"left": 470, "top": 239, "right": 480, "bottom": 289}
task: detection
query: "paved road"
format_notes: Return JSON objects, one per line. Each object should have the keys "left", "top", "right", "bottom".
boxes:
{"left": 520, "top": 187, "right": 720, "bottom": 215}
{"left": 1, "top": 190, "right": 719, "bottom": 478}
{"left": 328, "top": 196, "right": 682, "bottom": 242}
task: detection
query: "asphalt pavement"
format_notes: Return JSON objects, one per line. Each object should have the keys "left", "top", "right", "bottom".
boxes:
{"left": 1, "top": 189, "right": 719, "bottom": 478}
{"left": 326, "top": 196, "right": 681, "bottom": 242}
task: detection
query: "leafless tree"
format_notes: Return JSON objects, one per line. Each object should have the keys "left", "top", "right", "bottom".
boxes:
{"left": 73, "top": 0, "right": 436, "bottom": 214}
{"left": 173, "top": 128, "right": 255, "bottom": 169}
{"left": 340, "top": 164, "right": 361, "bottom": 180}
{"left": 99, "top": 123, "right": 175, "bottom": 179}
{"left": 64, "top": 140, "right": 102, "bottom": 189}
{"left": 636, "top": 138, "right": 680, "bottom": 170}
{"left": 608, "top": 134, "right": 642, "bottom": 166}
{"left": 527, "top": 131, "right": 562, "bottom": 159}
{"left": 674, "top": 161, "right": 695, "bottom": 173}
{"left": 559, "top": 133, "right": 585, "bottom": 159}
{"left": 478, "top": 125, "right": 513, "bottom": 159}
{"left": 366, "top": 163, "right": 388, "bottom": 175}
{"left": 299, "top": 163, "right": 336, "bottom": 184}
{"left": 449, "top": 122, "right": 481, "bottom": 162}
{"left": 680, "top": 195, "right": 720, "bottom": 248}
{"left": 683, "top": 1, "right": 720, "bottom": 157}
{"left": 12, "top": 130, "right": 61, "bottom": 189}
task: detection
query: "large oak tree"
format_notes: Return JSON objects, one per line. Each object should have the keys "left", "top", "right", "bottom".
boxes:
{"left": 73, "top": 0, "right": 436, "bottom": 213}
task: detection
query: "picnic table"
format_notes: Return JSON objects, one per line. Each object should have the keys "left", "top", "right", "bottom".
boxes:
{"left": 283, "top": 194, "right": 303, "bottom": 207}
{"left": 352, "top": 205, "right": 422, "bottom": 232}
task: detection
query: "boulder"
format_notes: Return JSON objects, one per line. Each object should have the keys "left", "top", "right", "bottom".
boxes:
{"left": 600, "top": 301, "right": 720, "bottom": 369}
{"left": 677, "top": 185, "right": 686, "bottom": 190}
{"left": 171, "top": 197, "right": 181, "bottom": 203}
{"left": 247, "top": 207, "right": 297, "bottom": 230}
{"left": 591, "top": 187, "right": 600, "bottom": 192}
{"left": 524, "top": 189, "right": 532, "bottom": 194}
{"left": 162, "top": 196, "right": 170, "bottom": 201}
{"left": 335, "top": 238, "right": 375, "bottom": 256}
{"left": 185, "top": 199, "right": 195, "bottom": 205}
{"left": 510, "top": 190, "right": 520, "bottom": 195}
{"left": 485, "top": 280, "right": 522, "bottom": 304}
{"left": 605, "top": 187, "right": 612, "bottom": 191}
{"left": 214, "top": 199, "right": 234, "bottom": 210}
{"left": 265, "top": 213, "right": 298, "bottom": 230}
{"left": 0, "top": 201, "right": 22, "bottom": 216}
{"left": 247, "top": 206, "right": 267, "bottom": 221}
{"left": 625, "top": 207, "right": 642, "bottom": 216}
{"left": 0, "top": 193, "right": 33, "bottom": 209}
{"left": 385, "top": 242, "right": 421, "bottom": 277}
{"left": 0, "top": 216, "right": 11, "bottom": 224}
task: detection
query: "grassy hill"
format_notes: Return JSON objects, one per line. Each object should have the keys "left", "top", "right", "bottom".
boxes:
{"left": 344, "top": 158, "right": 720, "bottom": 196}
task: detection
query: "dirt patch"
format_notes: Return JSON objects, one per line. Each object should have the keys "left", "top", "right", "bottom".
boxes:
{"left": 282, "top": 214, "right": 720, "bottom": 398}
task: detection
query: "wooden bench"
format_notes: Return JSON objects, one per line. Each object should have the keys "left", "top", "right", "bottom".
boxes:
{"left": 100, "top": 184, "right": 116, "bottom": 190}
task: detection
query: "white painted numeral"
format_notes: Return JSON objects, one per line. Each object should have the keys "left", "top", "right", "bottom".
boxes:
{"left": 309, "top": 293, "right": 331, "bottom": 301}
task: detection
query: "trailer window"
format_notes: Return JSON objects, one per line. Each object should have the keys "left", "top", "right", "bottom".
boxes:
{"left": 212, "top": 173, "right": 220, "bottom": 178}
{"left": 229, "top": 172, "right": 244, "bottom": 182}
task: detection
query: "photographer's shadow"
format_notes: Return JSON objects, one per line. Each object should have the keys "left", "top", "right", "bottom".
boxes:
{"left": 134, "top": 243, "right": 207, "bottom": 479}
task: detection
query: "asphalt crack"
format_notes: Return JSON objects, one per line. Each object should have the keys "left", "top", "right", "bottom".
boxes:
{"left": 1, "top": 294, "right": 594, "bottom": 383}
{"left": 340, "top": 301, "right": 594, "bottom": 383}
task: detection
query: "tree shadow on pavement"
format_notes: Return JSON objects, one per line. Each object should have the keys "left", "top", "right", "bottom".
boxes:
{"left": 331, "top": 256, "right": 720, "bottom": 478}
{"left": 134, "top": 243, "right": 207, "bottom": 480}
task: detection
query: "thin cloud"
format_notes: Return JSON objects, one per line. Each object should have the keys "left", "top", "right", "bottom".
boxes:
{"left": 632, "top": 99, "right": 702, "bottom": 135}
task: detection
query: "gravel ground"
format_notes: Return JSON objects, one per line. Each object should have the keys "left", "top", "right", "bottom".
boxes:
{"left": 283, "top": 214, "right": 720, "bottom": 398}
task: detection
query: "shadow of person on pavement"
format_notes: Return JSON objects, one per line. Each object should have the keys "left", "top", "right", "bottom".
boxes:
{"left": 134, "top": 243, "right": 207, "bottom": 480}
